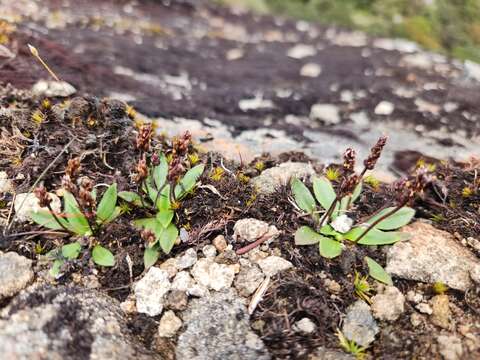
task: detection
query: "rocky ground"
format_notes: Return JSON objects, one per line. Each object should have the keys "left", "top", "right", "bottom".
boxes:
{"left": 1, "top": 0, "right": 480, "bottom": 359}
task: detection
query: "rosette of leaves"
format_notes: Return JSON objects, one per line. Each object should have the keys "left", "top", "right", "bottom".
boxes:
{"left": 30, "top": 184, "right": 119, "bottom": 273}
{"left": 292, "top": 176, "right": 414, "bottom": 283}
{"left": 118, "top": 152, "right": 205, "bottom": 268}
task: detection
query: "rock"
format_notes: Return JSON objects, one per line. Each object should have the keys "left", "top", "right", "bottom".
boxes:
{"left": 32, "top": 80, "right": 76, "bottom": 97}
{"left": 342, "top": 300, "right": 379, "bottom": 347}
{"left": 469, "top": 264, "right": 480, "bottom": 284}
{"left": 213, "top": 235, "right": 228, "bottom": 252}
{"left": 176, "top": 248, "right": 197, "bottom": 269}
{"left": 252, "top": 162, "right": 315, "bottom": 195}
{"left": 188, "top": 283, "right": 209, "bottom": 298}
{"left": 310, "top": 104, "right": 340, "bottom": 125}
{"left": 430, "top": 295, "right": 451, "bottom": 330}
{"left": 165, "top": 290, "right": 189, "bottom": 311}
{"left": 308, "top": 347, "right": 354, "bottom": 360}
{"left": 0, "top": 252, "right": 33, "bottom": 299}
{"left": 176, "top": 289, "right": 270, "bottom": 360}
{"left": 401, "top": 53, "right": 432, "bottom": 69}
{"left": 416, "top": 303, "right": 433, "bottom": 315}
{"left": 257, "top": 256, "right": 293, "bottom": 277}
{"left": 159, "top": 258, "right": 178, "bottom": 279}
{"left": 14, "top": 192, "right": 62, "bottom": 222}
{"left": 287, "top": 44, "right": 316, "bottom": 59}
{"left": 234, "top": 260, "right": 265, "bottom": 297}
{"left": 300, "top": 63, "right": 322, "bottom": 77}
{"left": 465, "top": 60, "right": 480, "bottom": 82}
{"left": 293, "top": 318, "right": 316, "bottom": 334}
{"left": 0, "top": 44, "right": 15, "bottom": 59}
{"left": 406, "top": 290, "right": 423, "bottom": 304}
{"left": 410, "top": 313, "right": 423, "bottom": 327}
{"left": 191, "top": 258, "right": 235, "bottom": 291}
{"left": 134, "top": 267, "right": 171, "bottom": 316}
{"left": 437, "top": 335, "right": 463, "bottom": 360}
{"left": 158, "top": 311, "right": 182, "bottom": 338}
{"left": 371, "top": 286, "right": 405, "bottom": 321}
{"left": 0, "top": 171, "right": 12, "bottom": 193}
{"left": 330, "top": 215, "right": 353, "bottom": 234}
{"left": 202, "top": 244, "right": 217, "bottom": 258}
{"left": 171, "top": 271, "right": 195, "bottom": 292}
{"left": 0, "top": 285, "right": 159, "bottom": 360}
{"left": 374, "top": 101, "right": 395, "bottom": 115}
{"left": 238, "top": 95, "right": 274, "bottom": 111}
{"left": 350, "top": 111, "right": 370, "bottom": 127}
{"left": 120, "top": 295, "right": 136, "bottom": 314}
{"left": 386, "top": 222, "right": 480, "bottom": 291}
{"left": 325, "top": 279, "right": 341, "bottom": 294}
{"left": 233, "top": 218, "right": 278, "bottom": 243}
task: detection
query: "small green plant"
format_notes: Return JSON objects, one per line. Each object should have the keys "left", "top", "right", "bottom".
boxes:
{"left": 325, "top": 167, "right": 340, "bottom": 181}
{"left": 30, "top": 159, "right": 120, "bottom": 275}
{"left": 354, "top": 271, "right": 372, "bottom": 303}
{"left": 337, "top": 329, "right": 368, "bottom": 360}
{"left": 433, "top": 282, "right": 449, "bottom": 294}
{"left": 292, "top": 137, "right": 429, "bottom": 283}
{"left": 119, "top": 126, "right": 205, "bottom": 268}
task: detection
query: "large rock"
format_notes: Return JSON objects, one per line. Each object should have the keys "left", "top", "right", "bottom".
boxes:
{"left": 0, "top": 285, "right": 159, "bottom": 360}
{"left": 252, "top": 162, "right": 315, "bottom": 195}
{"left": 386, "top": 222, "right": 480, "bottom": 291}
{"left": 0, "top": 252, "right": 33, "bottom": 299}
{"left": 176, "top": 289, "right": 270, "bottom": 360}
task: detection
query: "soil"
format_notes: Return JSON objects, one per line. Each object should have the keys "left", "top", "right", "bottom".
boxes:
{"left": 1, "top": 0, "right": 480, "bottom": 359}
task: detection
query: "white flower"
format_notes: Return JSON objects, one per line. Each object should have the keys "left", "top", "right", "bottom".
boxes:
{"left": 330, "top": 215, "right": 353, "bottom": 234}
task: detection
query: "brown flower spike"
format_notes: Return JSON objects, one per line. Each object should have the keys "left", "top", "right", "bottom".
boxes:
{"left": 343, "top": 148, "right": 356, "bottom": 174}
{"left": 136, "top": 123, "right": 153, "bottom": 152}
{"left": 65, "top": 157, "right": 81, "bottom": 178}
{"left": 34, "top": 186, "right": 52, "bottom": 208}
{"left": 135, "top": 155, "right": 148, "bottom": 183}
{"left": 364, "top": 136, "right": 387, "bottom": 171}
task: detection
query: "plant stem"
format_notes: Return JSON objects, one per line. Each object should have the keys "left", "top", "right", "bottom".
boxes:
{"left": 46, "top": 204, "right": 70, "bottom": 233}
{"left": 318, "top": 197, "right": 339, "bottom": 227}
{"left": 355, "top": 200, "right": 408, "bottom": 243}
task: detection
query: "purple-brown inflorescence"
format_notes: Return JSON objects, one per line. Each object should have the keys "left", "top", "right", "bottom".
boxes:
{"left": 141, "top": 229, "right": 156, "bottom": 246}
{"left": 65, "top": 157, "right": 81, "bottom": 179}
{"left": 167, "top": 157, "right": 185, "bottom": 183}
{"left": 343, "top": 148, "right": 356, "bottom": 174}
{"left": 172, "top": 130, "right": 192, "bottom": 157}
{"left": 135, "top": 154, "right": 149, "bottom": 183}
{"left": 136, "top": 123, "right": 153, "bottom": 152}
{"left": 34, "top": 186, "right": 52, "bottom": 208}
{"left": 364, "top": 136, "right": 388, "bottom": 171}
{"left": 78, "top": 178, "right": 96, "bottom": 218}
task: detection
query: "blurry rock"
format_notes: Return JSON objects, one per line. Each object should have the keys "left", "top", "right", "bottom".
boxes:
{"left": 159, "top": 258, "right": 178, "bottom": 279}
{"left": 437, "top": 335, "right": 463, "bottom": 360}
{"left": 32, "top": 80, "right": 76, "bottom": 97}
{"left": 252, "top": 162, "right": 315, "bottom": 195}
{"left": 134, "top": 267, "right": 171, "bottom": 316}
{"left": 176, "top": 289, "right": 270, "bottom": 359}
{"left": 0, "top": 171, "right": 12, "bottom": 193}
{"left": 191, "top": 258, "right": 235, "bottom": 291}
{"left": 300, "top": 63, "right": 322, "bottom": 77}
{"left": 212, "top": 235, "right": 228, "bottom": 252}
{"left": 171, "top": 271, "right": 195, "bottom": 292}
{"left": 430, "top": 294, "right": 451, "bottom": 329}
{"left": 308, "top": 347, "right": 354, "bottom": 360}
{"left": 342, "top": 300, "right": 379, "bottom": 347}
{"left": 158, "top": 310, "right": 182, "bottom": 338}
{"left": 176, "top": 248, "right": 197, "bottom": 270}
{"left": 165, "top": 290, "right": 188, "bottom": 311}
{"left": 234, "top": 259, "right": 264, "bottom": 297}
{"left": 257, "top": 256, "right": 292, "bottom": 277}
{"left": 374, "top": 101, "right": 394, "bottom": 115}
{"left": 310, "top": 103, "right": 340, "bottom": 125}
{"left": 0, "top": 252, "right": 33, "bottom": 299}
{"left": 14, "top": 192, "right": 61, "bottom": 222}
{"left": 293, "top": 318, "right": 316, "bottom": 334}
{"left": 233, "top": 218, "right": 278, "bottom": 243}
{"left": 226, "top": 48, "right": 244, "bottom": 60}
{"left": 386, "top": 222, "right": 480, "bottom": 291}
{"left": 371, "top": 286, "right": 405, "bottom": 321}
{"left": 287, "top": 44, "right": 316, "bottom": 59}
{"left": 0, "top": 44, "right": 15, "bottom": 59}
{"left": 465, "top": 60, "right": 480, "bottom": 82}
{"left": 239, "top": 95, "right": 274, "bottom": 111}
{"left": 202, "top": 244, "right": 217, "bottom": 258}
{"left": 416, "top": 303, "right": 433, "bottom": 315}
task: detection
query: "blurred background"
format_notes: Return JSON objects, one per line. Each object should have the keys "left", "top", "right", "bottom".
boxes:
{"left": 221, "top": 0, "right": 480, "bottom": 63}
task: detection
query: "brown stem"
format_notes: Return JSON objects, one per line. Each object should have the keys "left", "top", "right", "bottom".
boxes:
{"left": 236, "top": 233, "right": 273, "bottom": 255}
{"left": 46, "top": 204, "right": 70, "bottom": 233}
{"left": 318, "top": 197, "right": 339, "bottom": 228}
{"left": 355, "top": 200, "right": 408, "bottom": 243}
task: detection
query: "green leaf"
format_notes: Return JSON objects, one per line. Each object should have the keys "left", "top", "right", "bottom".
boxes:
{"left": 61, "top": 242, "right": 81, "bottom": 260}
{"left": 157, "top": 209, "right": 174, "bottom": 228}
{"left": 144, "top": 175, "right": 158, "bottom": 203}
{"left": 319, "top": 224, "right": 338, "bottom": 236}
{"left": 144, "top": 245, "right": 160, "bottom": 269}
{"left": 50, "top": 259, "right": 64, "bottom": 278}
{"left": 30, "top": 209, "right": 71, "bottom": 231}
{"left": 102, "top": 206, "right": 122, "bottom": 224}
{"left": 291, "top": 178, "right": 316, "bottom": 214}
{"left": 319, "top": 237, "right": 343, "bottom": 258}
{"left": 366, "top": 207, "right": 415, "bottom": 230}
{"left": 133, "top": 217, "right": 164, "bottom": 246}
{"left": 63, "top": 192, "right": 91, "bottom": 236}
{"left": 313, "top": 177, "right": 336, "bottom": 210}
{"left": 295, "top": 226, "right": 322, "bottom": 245}
{"left": 156, "top": 184, "right": 171, "bottom": 212}
{"left": 118, "top": 191, "right": 143, "bottom": 206}
{"left": 96, "top": 183, "right": 118, "bottom": 223}
{"left": 153, "top": 153, "right": 168, "bottom": 189}
{"left": 159, "top": 223, "right": 178, "bottom": 254}
{"left": 91, "top": 245, "right": 115, "bottom": 267}
{"left": 344, "top": 226, "right": 407, "bottom": 245}
{"left": 365, "top": 256, "right": 393, "bottom": 285}
{"left": 175, "top": 164, "right": 205, "bottom": 199}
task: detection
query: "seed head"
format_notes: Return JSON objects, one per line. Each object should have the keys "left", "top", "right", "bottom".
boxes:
{"left": 141, "top": 229, "right": 156, "bottom": 245}
{"left": 172, "top": 131, "right": 191, "bottom": 156}
{"left": 168, "top": 157, "right": 185, "bottom": 182}
{"left": 343, "top": 148, "right": 356, "bottom": 174}
{"left": 34, "top": 186, "right": 52, "bottom": 208}
{"left": 136, "top": 123, "right": 153, "bottom": 152}
{"left": 62, "top": 175, "right": 78, "bottom": 195}
{"left": 65, "top": 157, "right": 81, "bottom": 178}
{"left": 364, "top": 136, "right": 387, "bottom": 170}
{"left": 135, "top": 155, "right": 149, "bottom": 183}
{"left": 340, "top": 174, "right": 360, "bottom": 196}
{"left": 151, "top": 153, "right": 160, "bottom": 166}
